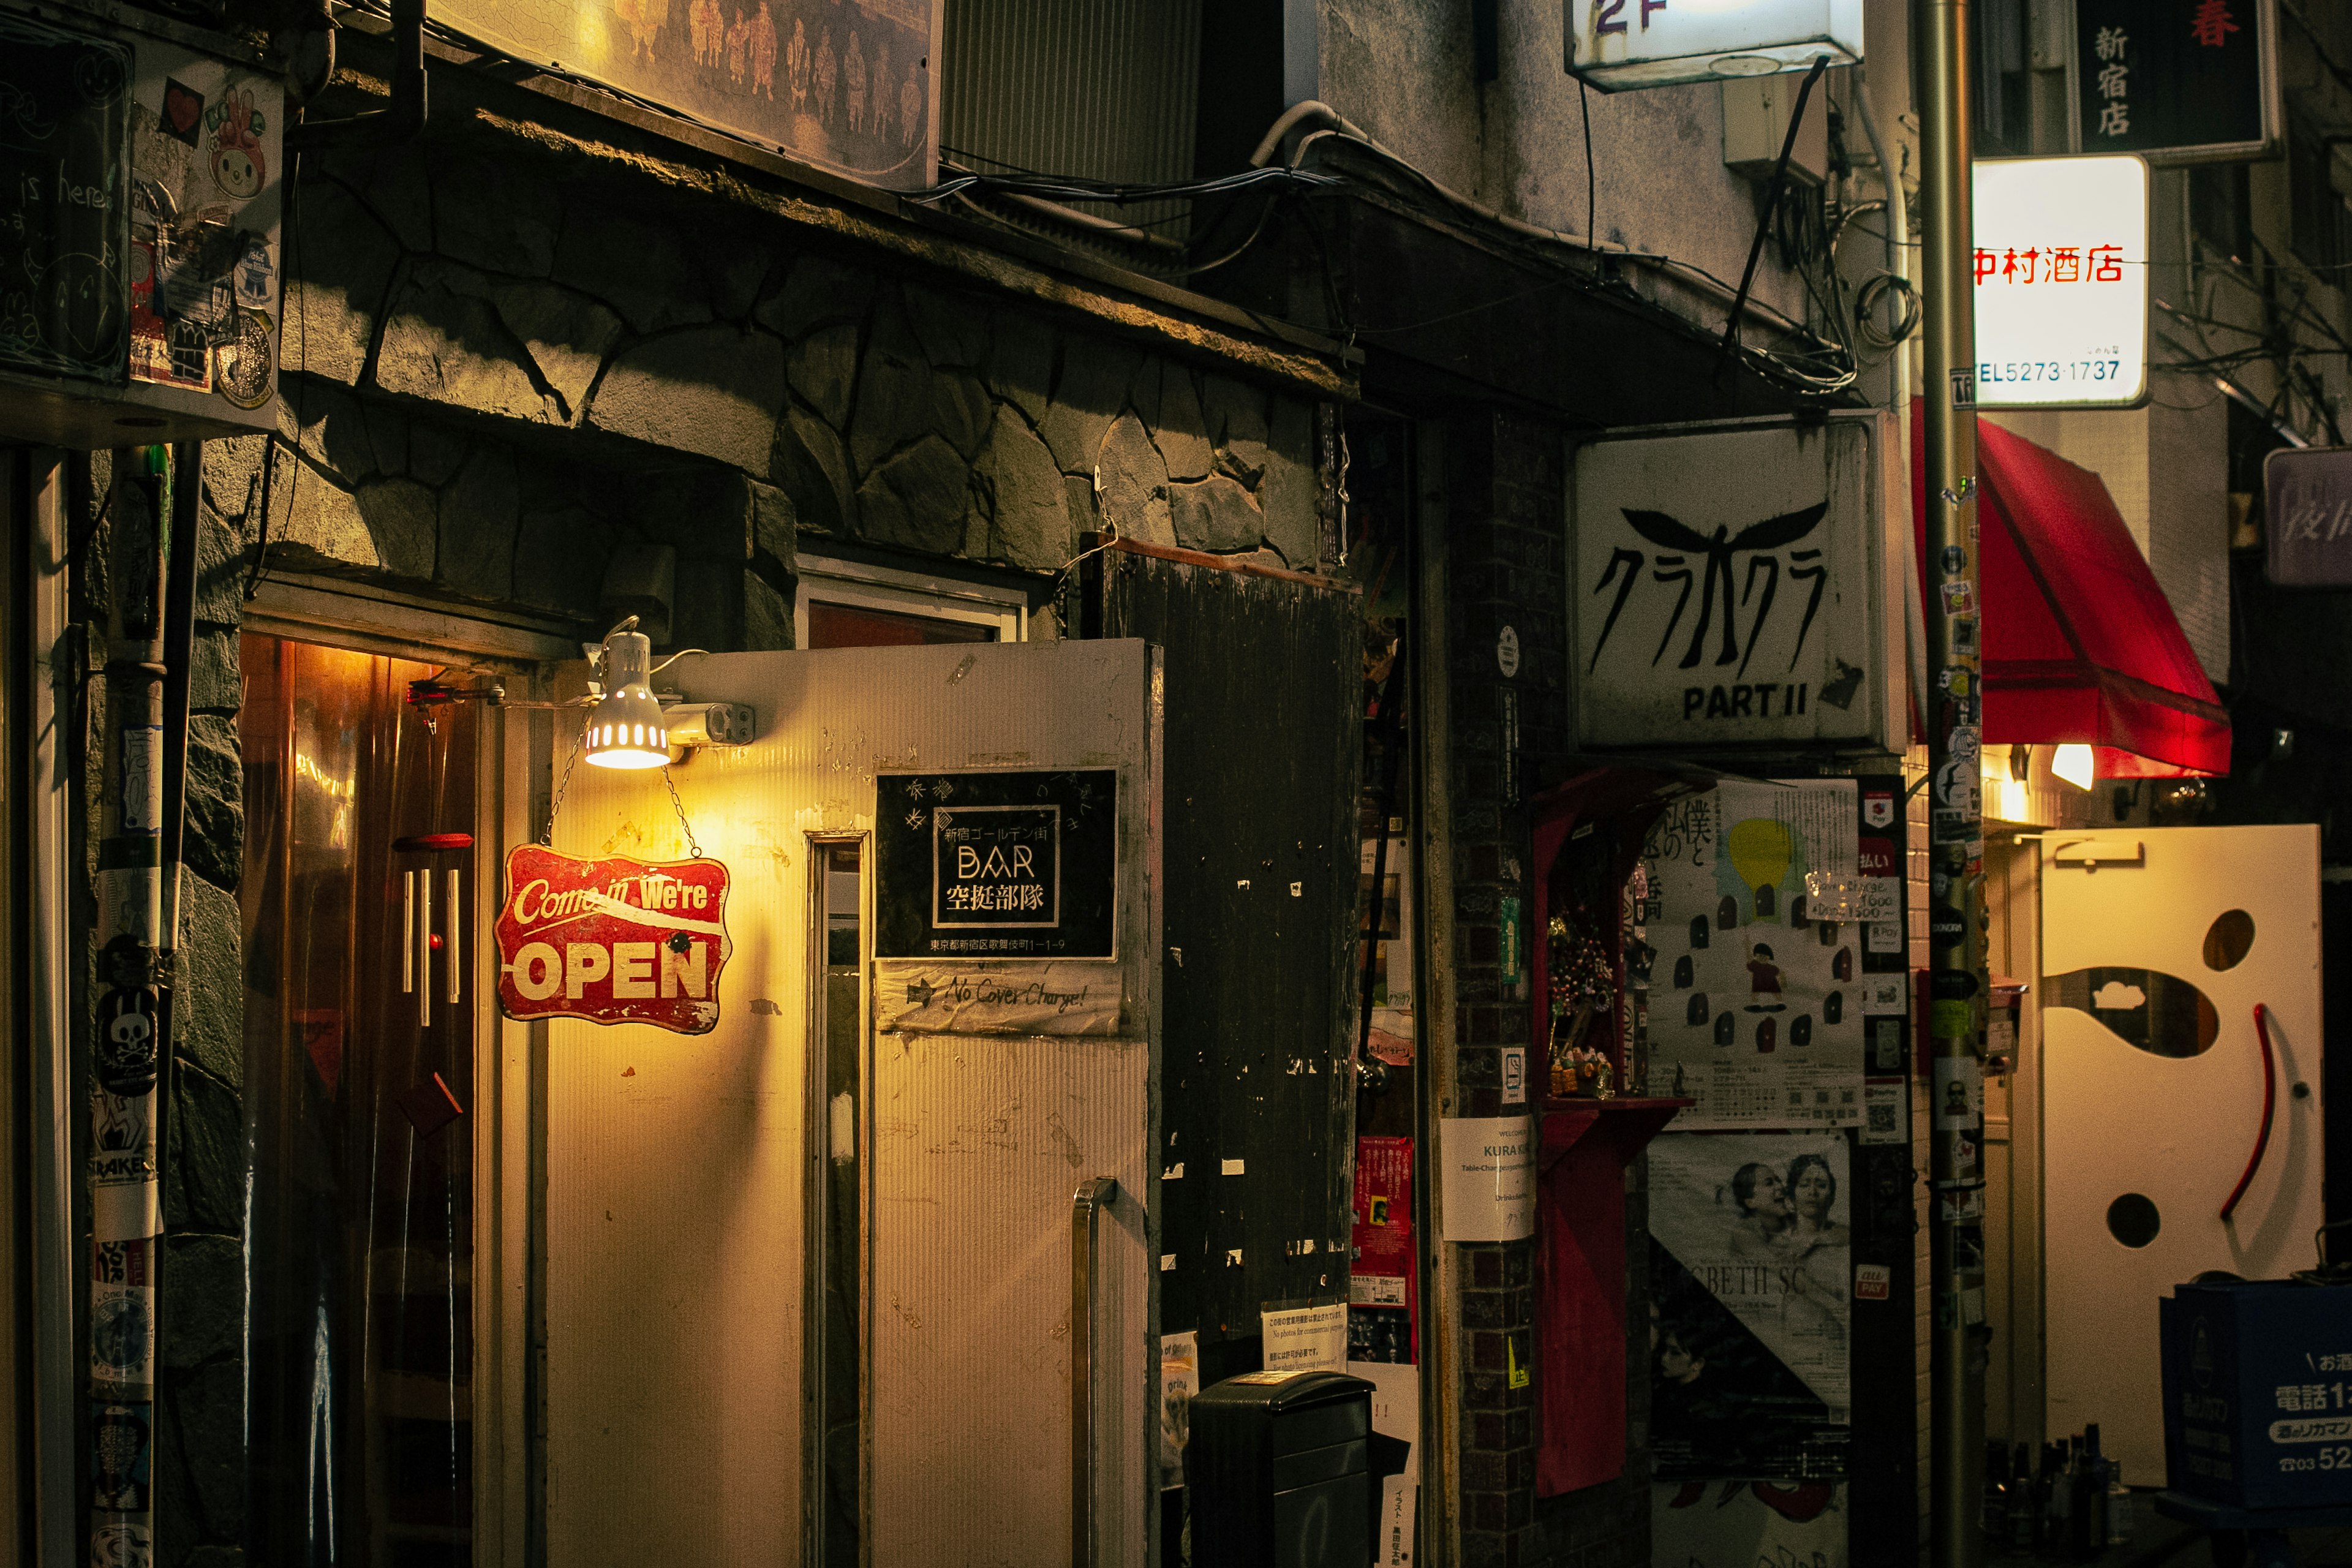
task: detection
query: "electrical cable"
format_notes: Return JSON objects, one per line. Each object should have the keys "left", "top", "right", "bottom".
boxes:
{"left": 1719, "top": 56, "right": 1832, "bottom": 380}
{"left": 1579, "top": 75, "right": 1596, "bottom": 250}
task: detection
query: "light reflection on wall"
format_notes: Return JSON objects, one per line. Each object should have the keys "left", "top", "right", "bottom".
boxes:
{"left": 294, "top": 748, "right": 355, "bottom": 848}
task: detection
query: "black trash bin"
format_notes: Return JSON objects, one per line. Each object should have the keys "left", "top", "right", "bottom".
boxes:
{"left": 1185, "top": 1369, "right": 1373, "bottom": 1568}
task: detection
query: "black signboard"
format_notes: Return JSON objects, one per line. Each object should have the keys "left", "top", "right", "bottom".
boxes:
{"left": 2075, "top": 0, "right": 2271, "bottom": 162}
{"left": 0, "top": 10, "right": 132, "bottom": 382}
{"left": 875, "top": 769, "right": 1118, "bottom": 958}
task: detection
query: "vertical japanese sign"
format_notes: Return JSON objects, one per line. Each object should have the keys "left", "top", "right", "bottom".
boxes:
{"left": 1972, "top": 154, "right": 2150, "bottom": 408}
{"left": 1642, "top": 782, "right": 1865, "bottom": 1129}
{"left": 2074, "top": 0, "right": 2274, "bottom": 162}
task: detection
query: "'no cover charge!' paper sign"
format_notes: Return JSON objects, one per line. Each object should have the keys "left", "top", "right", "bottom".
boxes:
{"left": 495, "top": 844, "right": 732, "bottom": 1033}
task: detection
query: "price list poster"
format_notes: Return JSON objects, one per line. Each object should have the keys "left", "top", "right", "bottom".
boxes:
{"left": 1642, "top": 781, "right": 1872, "bottom": 1129}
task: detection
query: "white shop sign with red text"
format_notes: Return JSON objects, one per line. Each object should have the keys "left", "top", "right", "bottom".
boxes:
{"left": 495, "top": 843, "right": 732, "bottom": 1034}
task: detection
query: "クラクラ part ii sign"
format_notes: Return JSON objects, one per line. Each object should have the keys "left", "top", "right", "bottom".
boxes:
{"left": 495, "top": 845, "right": 732, "bottom": 1033}
{"left": 1570, "top": 413, "right": 1902, "bottom": 752}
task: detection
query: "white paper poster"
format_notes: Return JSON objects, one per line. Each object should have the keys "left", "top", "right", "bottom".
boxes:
{"left": 1651, "top": 1132, "right": 1852, "bottom": 1417}
{"left": 1352, "top": 1360, "right": 1420, "bottom": 1567}
{"left": 1159, "top": 1330, "right": 1197, "bottom": 1486}
{"left": 1933, "top": 1057, "right": 1983, "bottom": 1131}
{"left": 1261, "top": 1304, "right": 1348, "bottom": 1376}
{"left": 1644, "top": 782, "right": 1866, "bottom": 1129}
{"left": 1439, "top": 1115, "right": 1534, "bottom": 1241}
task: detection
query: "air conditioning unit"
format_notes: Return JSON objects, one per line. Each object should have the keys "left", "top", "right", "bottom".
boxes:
{"left": 0, "top": 0, "right": 284, "bottom": 448}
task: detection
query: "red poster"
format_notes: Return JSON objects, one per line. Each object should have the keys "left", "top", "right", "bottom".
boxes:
{"left": 1351, "top": 1135, "right": 1417, "bottom": 1357}
{"left": 494, "top": 844, "right": 732, "bottom": 1034}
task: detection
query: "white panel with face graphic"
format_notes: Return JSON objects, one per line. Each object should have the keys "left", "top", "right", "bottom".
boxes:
{"left": 2041, "top": 824, "right": 2322, "bottom": 1482}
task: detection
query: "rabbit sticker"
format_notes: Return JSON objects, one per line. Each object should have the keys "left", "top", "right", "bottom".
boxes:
{"left": 209, "top": 87, "right": 265, "bottom": 199}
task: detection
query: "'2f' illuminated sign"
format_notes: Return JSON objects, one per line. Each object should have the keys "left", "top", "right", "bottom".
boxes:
{"left": 1591, "top": 0, "right": 1672, "bottom": 34}
{"left": 1569, "top": 0, "right": 1863, "bottom": 90}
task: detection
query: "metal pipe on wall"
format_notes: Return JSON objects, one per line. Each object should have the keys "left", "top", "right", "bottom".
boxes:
{"left": 1913, "top": 2, "right": 1991, "bottom": 1565}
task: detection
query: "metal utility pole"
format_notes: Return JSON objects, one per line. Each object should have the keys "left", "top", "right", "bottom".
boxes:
{"left": 91, "top": 447, "right": 172, "bottom": 1567}
{"left": 1915, "top": 2, "right": 1989, "bottom": 1565}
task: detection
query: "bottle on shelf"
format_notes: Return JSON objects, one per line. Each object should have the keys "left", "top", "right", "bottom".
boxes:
{"left": 2047, "top": 1438, "right": 2075, "bottom": 1550}
{"left": 2076, "top": 1427, "right": 2109, "bottom": 1559}
{"left": 2106, "top": 1455, "right": 2131, "bottom": 1547}
{"left": 2007, "top": 1442, "right": 2035, "bottom": 1555}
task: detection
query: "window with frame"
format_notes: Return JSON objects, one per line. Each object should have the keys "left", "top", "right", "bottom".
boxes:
{"left": 2290, "top": 118, "right": 2352, "bottom": 273}
{"left": 796, "top": 555, "right": 1030, "bottom": 649}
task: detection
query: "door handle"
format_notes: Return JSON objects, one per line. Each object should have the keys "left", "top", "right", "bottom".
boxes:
{"left": 2221, "top": 1004, "right": 2278, "bottom": 1223}
{"left": 1071, "top": 1176, "right": 1118, "bottom": 1568}
{"left": 403, "top": 871, "right": 416, "bottom": 993}
{"left": 2049, "top": 838, "right": 2144, "bottom": 870}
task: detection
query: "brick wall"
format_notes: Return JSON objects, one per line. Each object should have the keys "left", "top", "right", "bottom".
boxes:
{"left": 1441, "top": 411, "right": 1646, "bottom": 1568}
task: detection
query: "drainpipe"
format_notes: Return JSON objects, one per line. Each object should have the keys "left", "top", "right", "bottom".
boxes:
{"left": 283, "top": 0, "right": 429, "bottom": 150}
{"left": 90, "top": 448, "right": 172, "bottom": 1564}
{"left": 1914, "top": 4, "right": 1989, "bottom": 1567}
{"left": 1855, "top": 72, "right": 1932, "bottom": 742}
{"left": 160, "top": 442, "right": 200, "bottom": 954}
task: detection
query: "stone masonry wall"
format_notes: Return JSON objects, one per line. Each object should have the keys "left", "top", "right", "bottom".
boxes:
{"left": 1444, "top": 412, "right": 1649, "bottom": 1568}
{"left": 216, "top": 113, "right": 1323, "bottom": 641}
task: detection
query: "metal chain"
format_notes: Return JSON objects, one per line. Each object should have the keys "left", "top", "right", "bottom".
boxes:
{"left": 541, "top": 722, "right": 584, "bottom": 845}
{"left": 662, "top": 764, "right": 702, "bottom": 859}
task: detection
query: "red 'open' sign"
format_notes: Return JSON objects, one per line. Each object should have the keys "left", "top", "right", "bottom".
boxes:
{"left": 494, "top": 844, "right": 732, "bottom": 1034}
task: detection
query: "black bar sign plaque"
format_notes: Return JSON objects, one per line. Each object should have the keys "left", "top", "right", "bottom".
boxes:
{"left": 876, "top": 769, "right": 1117, "bottom": 957}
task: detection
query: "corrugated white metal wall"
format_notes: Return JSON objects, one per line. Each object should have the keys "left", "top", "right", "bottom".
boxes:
{"left": 543, "top": 640, "right": 1159, "bottom": 1567}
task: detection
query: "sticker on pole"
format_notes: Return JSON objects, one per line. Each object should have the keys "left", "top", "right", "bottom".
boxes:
{"left": 495, "top": 844, "right": 731, "bottom": 1033}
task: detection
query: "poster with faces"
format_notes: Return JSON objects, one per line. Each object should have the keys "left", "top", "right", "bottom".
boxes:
{"left": 1642, "top": 781, "right": 1865, "bottom": 1129}
{"left": 1649, "top": 1132, "right": 1853, "bottom": 1478}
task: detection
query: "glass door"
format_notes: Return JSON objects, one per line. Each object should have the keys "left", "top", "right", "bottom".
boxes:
{"left": 242, "top": 635, "right": 480, "bottom": 1567}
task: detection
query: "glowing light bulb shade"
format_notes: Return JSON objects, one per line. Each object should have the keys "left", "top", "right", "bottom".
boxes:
{"left": 2051, "top": 744, "right": 2096, "bottom": 791}
{"left": 584, "top": 628, "right": 671, "bottom": 769}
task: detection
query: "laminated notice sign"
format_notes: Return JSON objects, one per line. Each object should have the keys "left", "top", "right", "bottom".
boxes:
{"left": 1261, "top": 1303, "right": 1348, "bottom": 1376}
{"left": 1440, "top": 1116, "right": 1534, "bottom": 1242}
{"left": 495, "top": 844, "right": 731, "bottom": 1033}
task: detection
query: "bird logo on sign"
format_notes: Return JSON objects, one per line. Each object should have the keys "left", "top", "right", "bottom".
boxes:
{"left": 1588, "top": 502, "right": 1831, "bottom": 677}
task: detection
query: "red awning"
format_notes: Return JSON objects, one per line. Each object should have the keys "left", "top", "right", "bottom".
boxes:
{"left": 1911, "top": 408, "right": 2231, "bottom": 777}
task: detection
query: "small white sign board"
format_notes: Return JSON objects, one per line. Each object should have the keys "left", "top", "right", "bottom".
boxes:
{"left": 1440, "top": 1115, "right": 1535, "bottom": 1241}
